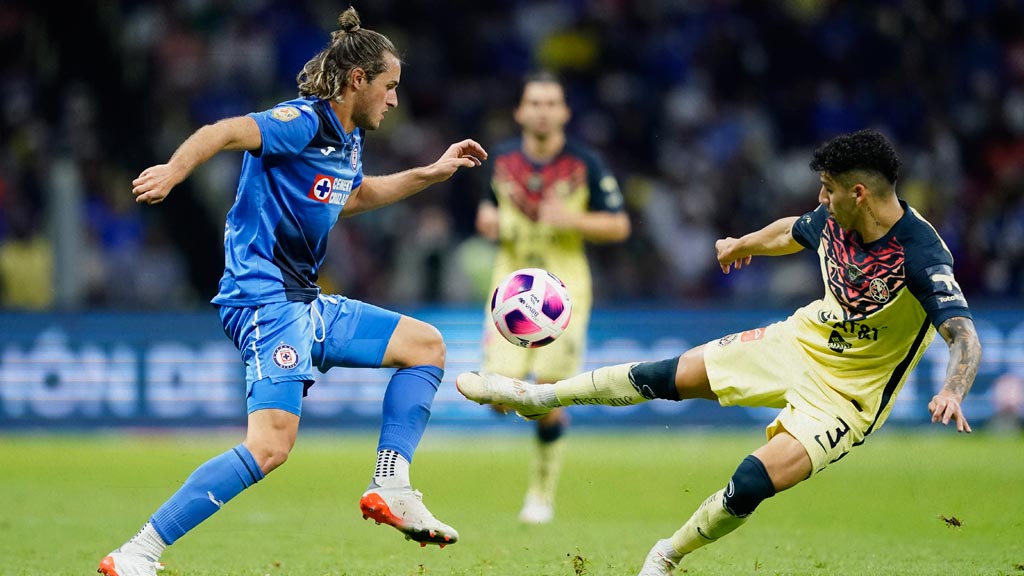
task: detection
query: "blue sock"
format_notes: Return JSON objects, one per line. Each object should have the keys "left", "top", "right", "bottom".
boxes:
{"left": 150, "top": 444, "right": 264, "bottom": 544}
{"left": 377, "top": 365, "right": 442, "bottom": 462}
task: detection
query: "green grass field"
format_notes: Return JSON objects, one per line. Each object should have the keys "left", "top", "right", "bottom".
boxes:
{"left": 1, "top": 429, "right": 1021, "bottom": 576}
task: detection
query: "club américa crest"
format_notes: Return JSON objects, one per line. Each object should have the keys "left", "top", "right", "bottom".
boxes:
{"left": 868, "top": 278, "right": 890, "bottom": 302}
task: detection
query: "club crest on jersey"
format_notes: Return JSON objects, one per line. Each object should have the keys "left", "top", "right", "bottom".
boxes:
{"left": 308, "top": 173, "right": 353, "bottom": 206}
{"left": 868, "top": 278, "right": 890, "bottom": 303}
{"left": 527, "top": 173, "right": 544, "bottom": 193}
{"left": 350, "top": 140, "right": 360, "bottom": 171}
{"left": 272, "top": 106, "right": 300, "bottom": 122}
{"left": 273, "top": 344, "right": 299, "bottom": 369}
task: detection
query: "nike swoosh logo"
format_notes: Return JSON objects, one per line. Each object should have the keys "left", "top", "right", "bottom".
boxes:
{"left": 697, "top": 526, "right": 713, "bottom": 540}
{"left": 208, "top": 491, "right": 225, "bottom": 507}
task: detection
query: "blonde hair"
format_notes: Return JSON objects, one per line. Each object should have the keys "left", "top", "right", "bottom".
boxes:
{"left": 296, "top": 7, "right": 398, "bottom": 100}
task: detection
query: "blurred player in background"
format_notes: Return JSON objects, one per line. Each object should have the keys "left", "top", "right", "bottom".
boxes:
{"left": 475, "top": 71, "right": 630, "bottom": 524}
{"left": 458, "top": 129, "right": 981, "bottom": 574}
{"left": 98, "top": 7, "right": 487, "bottom": 575}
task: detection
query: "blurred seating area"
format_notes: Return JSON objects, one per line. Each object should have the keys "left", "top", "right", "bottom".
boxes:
{"left": 1, "top": 0, "right": 1022, "bottom": 311}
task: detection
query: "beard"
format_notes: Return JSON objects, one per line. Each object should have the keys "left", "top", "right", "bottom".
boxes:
{"left": 352, "top": 108, "right": 380, "bottom": 131}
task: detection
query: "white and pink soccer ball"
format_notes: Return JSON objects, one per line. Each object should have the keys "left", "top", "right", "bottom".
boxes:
{"left": 490, "top": 268, "right": 572, "bottom": 348}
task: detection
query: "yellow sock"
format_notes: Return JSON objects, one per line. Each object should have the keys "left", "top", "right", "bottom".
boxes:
{"left": 527, "top": 439, "right": 564, "bottom": 504}
{"left": 669, "top": 488, "right": 749, "bottom": 556}
{"left": 554, "top": 363, "right": 646, "bottom": 407}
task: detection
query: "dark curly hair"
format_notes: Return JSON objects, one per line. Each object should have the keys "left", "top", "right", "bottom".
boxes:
{"left": 809, "top": 129, "right": 901, "bottom": 185}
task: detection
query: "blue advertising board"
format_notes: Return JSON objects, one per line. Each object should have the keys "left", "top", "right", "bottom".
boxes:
{"left": 0, "top": 307, "right": 1020, "bottom": 430}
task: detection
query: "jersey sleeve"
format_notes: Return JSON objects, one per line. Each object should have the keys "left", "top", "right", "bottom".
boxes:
{"left": 791, "top": 204, "right": 830, "bottom": 250}
{"left": 248, "top": 102, "right": 319, "bottom": 158}
{"left": 582, "top": 150, "right": 625, "bottom": 213}
{"left": 905, "top": 241, "right": 972, "bottom": 328}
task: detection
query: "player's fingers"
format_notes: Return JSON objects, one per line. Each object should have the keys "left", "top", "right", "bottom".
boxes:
{"left": 458, "top": 138, "right": 487, "bottom": 158}
{"left": 136, "top": 191, "right": 163, "bottom": 205}
{"left": 945, "top": 402, "right": 970, "bottom": 432}
{"left": 941, "top": 402, "right": 955, "bottom": 425}
{"left": 959, "top": 414, "right": 972, "bottom": 433}
{"left": 929, "top": 397, "right": 947, "bottom": 423}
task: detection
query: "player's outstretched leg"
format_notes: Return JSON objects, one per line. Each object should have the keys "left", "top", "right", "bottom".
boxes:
{"left": 458, "top": 360, "right": 677, "bottom": 419}
{"left": 455, "top": 371, "right": 555, "bottom": 419}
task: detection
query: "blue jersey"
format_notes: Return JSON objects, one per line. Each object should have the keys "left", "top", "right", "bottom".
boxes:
{"left": 212, "top": 97, "right": 364, "bottom": 306}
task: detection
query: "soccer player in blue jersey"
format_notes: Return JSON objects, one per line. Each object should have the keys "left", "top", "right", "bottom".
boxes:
{"left": 457, "top": 129, "right": 982, "bottom": 575}
{"left": 98, "top": 7, "right": 486, "bottom": 576}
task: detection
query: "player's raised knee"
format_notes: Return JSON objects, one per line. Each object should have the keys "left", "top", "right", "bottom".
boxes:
{"left": 390, "top": 317, "right": 446, "bottom": 367}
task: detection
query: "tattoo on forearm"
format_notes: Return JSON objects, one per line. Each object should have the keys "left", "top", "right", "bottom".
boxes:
{"left": 938, "top": 317, "right": 982, "bottom": 399}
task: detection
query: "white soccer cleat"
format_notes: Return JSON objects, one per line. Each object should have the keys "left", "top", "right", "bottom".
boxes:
{"left": 518, "top": 493, "right": 554, "bottom": 524}
{"left": 359, "top": 485, "right": 459, "bottom": 547}
{"left": 97, "top": 548, "right": 164, "bottom": 576}
{"left": 455, "top": 371, "right": 552, "bottom": 420}
{"left": 637, "top": 539, "right": 680, "bottom": 576}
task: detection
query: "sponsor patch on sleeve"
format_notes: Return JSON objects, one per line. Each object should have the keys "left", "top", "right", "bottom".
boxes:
{"left": 924, "top": 264, "right": 967, "bottom": 307}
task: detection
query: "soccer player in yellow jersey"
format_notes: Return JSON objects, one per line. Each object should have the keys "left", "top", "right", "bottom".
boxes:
{"left": 458, "top": 129, "right": 982, "bottom": 574}
{"left": 475, "top": 71, "right": 630, "bottom": 523}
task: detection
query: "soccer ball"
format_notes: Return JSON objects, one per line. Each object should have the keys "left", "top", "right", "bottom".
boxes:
{"left": 490, "top": 268, "right": 572, "bottom": 348}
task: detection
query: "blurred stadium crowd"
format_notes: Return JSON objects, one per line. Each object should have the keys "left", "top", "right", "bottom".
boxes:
{"left": 1, "top": 0, "right": 1023, "bottom": 311}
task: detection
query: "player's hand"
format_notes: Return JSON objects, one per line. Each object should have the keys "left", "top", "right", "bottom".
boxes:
{"left": 537, "top": 195, "right": 575, "bottom": 229}
{"left": 715, "top": 237, "right": 752, "bottom": 274}
{"left": 928, "top": 390, "right": 972, "bottom": 433}
{"left": 427, "top": 139, "right": 488, "bottom": 182}
{"left": 132, "top": 164, "right": 181, "bottom": 205}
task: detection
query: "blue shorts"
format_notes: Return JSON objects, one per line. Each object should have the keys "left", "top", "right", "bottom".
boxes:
{"left": 219, "top": 295, "right": 401, "bottom": 416}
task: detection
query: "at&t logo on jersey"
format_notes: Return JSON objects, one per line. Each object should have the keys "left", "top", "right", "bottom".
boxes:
{"left": 308, "top": 174, "right": 353, "bottom": 206}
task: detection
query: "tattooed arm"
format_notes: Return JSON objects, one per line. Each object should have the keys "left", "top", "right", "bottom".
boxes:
{"left": 927, "top": 316, "right": 982, "bottom": 433}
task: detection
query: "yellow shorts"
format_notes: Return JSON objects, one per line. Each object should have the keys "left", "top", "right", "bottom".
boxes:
{"left": 704, "top": 321, "right": 866, "bottom": 476}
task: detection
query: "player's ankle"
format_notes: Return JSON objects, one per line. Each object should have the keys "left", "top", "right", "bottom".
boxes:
{"left": 533, "top": 384, "right": 559, "bottom": 407}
